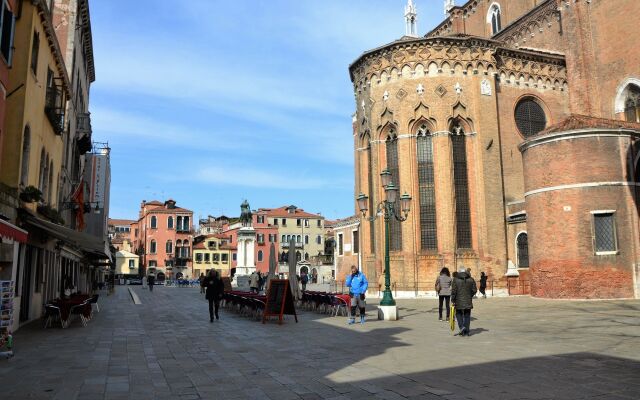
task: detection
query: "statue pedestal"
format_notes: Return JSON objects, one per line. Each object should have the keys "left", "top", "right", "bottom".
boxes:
{"left": 236, "top": 227, "right": 256, "bottom": 277}
{"left": 377, "top": 305, "right": 399, "bottom": 321}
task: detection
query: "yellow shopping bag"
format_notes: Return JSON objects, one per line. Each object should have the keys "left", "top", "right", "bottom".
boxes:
{"left": 450, "top": 305, "right": 456, "bottom": 331}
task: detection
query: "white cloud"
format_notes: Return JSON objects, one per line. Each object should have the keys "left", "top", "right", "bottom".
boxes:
{"left": 148, "top": 164, "right": 352, "bottom": 191}
{"left": 90, "top": 106, "right": 245, "bottom": 151}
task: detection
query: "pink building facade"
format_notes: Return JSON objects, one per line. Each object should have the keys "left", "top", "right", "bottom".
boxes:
{"left": 223, "top": 210, "right": 279, "bottom": 274}
{"left": 130, "top": 199, "right": 194, "bottom": 281}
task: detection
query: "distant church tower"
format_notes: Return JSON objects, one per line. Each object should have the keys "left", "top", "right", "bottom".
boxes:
{"left": 404, "top": 0, "right": 418, "bottom": 37}
{"left": 444, "top": 0, "right": 455, "bottom": 15}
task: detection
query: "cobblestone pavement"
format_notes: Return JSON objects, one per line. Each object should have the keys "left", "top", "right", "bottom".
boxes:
{"left": 1, "top": 286, "right": 639, "bottom": 400}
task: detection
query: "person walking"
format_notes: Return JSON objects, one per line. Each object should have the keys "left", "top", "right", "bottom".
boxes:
{"left": 199, "top": 273, "right": 206, "bottom": 294}
{"left": 435, "top": 267, "right": 452, "bottom": 321}
{"left": 258, "top": 272, "right": 265, "bottom": 293}
{"left": 249, "top": 271, "right": 260, "bottom": 294}
{"left": 451, "top": 267, "right": 477, "bottom": 337}
{"left": 300, "top": 272, "right": 308, "bottom": 291}
{"left": 345, "top": 265, "right": 368, "bottom": 325}
{"left": 479, "top": 272, "right": 488, "bottom": 298}
{"left": 147, "top": 274, "right": 155, "bottom": 292}
{"left": 204, "top": 269, "right": 224, "bottom": 322}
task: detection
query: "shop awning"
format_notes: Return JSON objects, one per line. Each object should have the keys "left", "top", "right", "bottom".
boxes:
{"left": 22, "top": 214, "right": 111, "bottom": 261}
{"left": 0, "top": 218, "right": 28, "bottom": 243}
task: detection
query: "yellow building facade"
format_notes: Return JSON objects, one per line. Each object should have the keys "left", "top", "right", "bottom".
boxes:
{"left": 0, "top": 1, "right": 103, "bottom": 329}
{"left": 115, "top": 250, "right": 139, "bottom": 277}
{"left": 1, "top": 0, "right": 69, "bottom": 206}
{"left": 193, "top": 234, "right": 234, "bottom": 278}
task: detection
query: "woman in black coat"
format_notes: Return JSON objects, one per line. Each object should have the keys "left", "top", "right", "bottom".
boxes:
{"left": 204, "top": 270, "right": 224, "bottom": 322}
{"left": 479, "top": 272, "right": 488, "bottom": 298}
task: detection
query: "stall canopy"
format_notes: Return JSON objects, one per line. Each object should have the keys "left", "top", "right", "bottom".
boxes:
{"left": 22, "top": 214, "right": 111, "bottom": 261}
{"left": 0, "top": 218, "right": 28, "bottom": 243}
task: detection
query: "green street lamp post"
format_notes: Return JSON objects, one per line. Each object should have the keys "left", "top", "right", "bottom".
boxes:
{"left": 357, "top": 169, "right": 412, "bottom": 310}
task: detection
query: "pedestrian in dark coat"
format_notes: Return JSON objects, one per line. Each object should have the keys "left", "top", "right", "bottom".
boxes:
{"left": 451, "top": 268, "right": 477, "bottom": 336}
{"left": 479, "top": 272, "right": 488, "bottom": 299}
{"left": 435, "top": 267, "right": 452, "bottom": 321}
{"left": 147, "top": 274, "right": 155, "bottom": 292}
{"left": 204, "top": 270, "right": 224, "bottom": 322}
{"left": 199, "top": 273, "right": 206, "bottom": 294}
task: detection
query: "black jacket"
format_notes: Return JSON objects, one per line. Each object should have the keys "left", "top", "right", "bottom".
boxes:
{"left": 451, "top": 272, "right": 477, "bottom": 310}
{"left": 204, "top": 276, "right": 224, "bottom": 301}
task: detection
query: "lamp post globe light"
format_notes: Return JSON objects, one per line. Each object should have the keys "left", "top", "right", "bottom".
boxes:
{"left": 357, "top": 168, "right": 412, "bottom": 321}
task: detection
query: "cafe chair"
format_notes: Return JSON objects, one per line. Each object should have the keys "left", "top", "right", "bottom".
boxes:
{"left": 332, "top": 295, "right": 349, "bottom": 317}
{"left": 43, "top": 304, "right": 64, "bottom": 329}
{"left": 69, "top": 300, "right": 90, "bottom": 327}
{"left": 89, "top": 294, "right": 100, "bottom": 314}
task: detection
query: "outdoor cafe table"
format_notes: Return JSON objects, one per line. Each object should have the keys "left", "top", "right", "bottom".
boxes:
{"left": 51, "top": 294, "right": 91, "bottom": 323}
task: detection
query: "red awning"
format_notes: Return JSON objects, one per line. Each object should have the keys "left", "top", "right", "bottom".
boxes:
{"left": 0, "top": 219, "right": 28, "bottom": 243}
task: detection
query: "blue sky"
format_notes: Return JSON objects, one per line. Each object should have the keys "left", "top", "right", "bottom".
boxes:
{"left": 91, "top": 0, "right": 446, "bottom": 221}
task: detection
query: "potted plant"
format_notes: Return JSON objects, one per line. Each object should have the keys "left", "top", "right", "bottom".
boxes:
{"left": 36, "top": 203, "right": 65, "bottom": 225}
{"left": 19, "top": 186, "right": 43, "bottom": 203}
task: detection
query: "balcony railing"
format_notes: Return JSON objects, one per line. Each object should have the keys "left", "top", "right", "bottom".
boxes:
{"left": 45, "top": 84, "right": 65, "bottom": 135}
{"left": 313, "top": 254, "right": 334, "bottom": 265}
{"left": 280, "top": 242, "right": 304, "bottom": 248}
{"left": 76, "top": 112, "right": 92, "bottom": 135}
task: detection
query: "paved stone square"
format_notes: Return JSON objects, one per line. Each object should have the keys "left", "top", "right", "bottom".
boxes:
{"left": 1, "top": 287, "right": 639, "bottom": 400}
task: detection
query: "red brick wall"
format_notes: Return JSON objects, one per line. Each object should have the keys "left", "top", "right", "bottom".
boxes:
{"left": 432, "top": 0, "right": 545, "bottom": 38}
{"left": 522, "top": 131, "right": 639, "bottom": 298}
{"left": 458, "top": 0, "right": 542, "bottom": 38}
{"left": 564, "top": 0, "right": 640, "bottom": 118}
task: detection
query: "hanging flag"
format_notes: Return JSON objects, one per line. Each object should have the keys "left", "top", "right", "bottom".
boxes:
{"left": 71, "top": 180, "right": 85, "bottom": 230}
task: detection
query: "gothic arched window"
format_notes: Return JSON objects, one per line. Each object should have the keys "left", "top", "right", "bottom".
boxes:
{"left": 38, "top": 149, "right": 46, "bottom": 195}
{"left": 490, "top": 4, "right": 502, "bottom": 35}
{"left": 451, "top": 124, "right": 472, "bottom": 249}
{"left": 516, "top": 232, "right": 529, "bottom": 268}
{"left": 416, "top": 124, "right": 438, "bottom": 251}
{"left": 41, "top": 154, "right": 50, "bottom": 203}
{"left": 166, "top": 240, "right": 173, "bottom": 254}
{"left": 386, "top": 129, "right": 402, "bottom": 251}
{"left": 20, "top": 127, "right": 30, "bottom": 186}
{"left": 47, "top": 161, "right": 53, "bottom": 204}
{"left": 150, "top": 215, "right": 157, "bottom": 229}
{"left": 624, "top": 84, "right": 640, "bottom": 122}
{"left": 167, "top": 216, "right": 174, "bottom": 229}
{"left": 150, "top": 240, "right": 157, "bottom": 254}
{"left": 363, "top": 131, "right": 375, "bottom": 253}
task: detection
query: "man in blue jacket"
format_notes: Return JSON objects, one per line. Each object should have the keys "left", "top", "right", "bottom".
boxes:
{"left": 346, "top": 265, "right": 368, "bottom": 325}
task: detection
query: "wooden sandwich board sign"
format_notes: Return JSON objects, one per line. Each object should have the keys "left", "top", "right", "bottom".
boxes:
{"left": 221, "top": 277, "right": 232, "bottom": 292}
{"left": 262, "top": 279, "right": 298, "bottom": 324}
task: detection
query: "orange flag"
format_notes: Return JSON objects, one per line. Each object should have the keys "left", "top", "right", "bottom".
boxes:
{"left": 71, "top": 181, "right": 85, "bottom": 230}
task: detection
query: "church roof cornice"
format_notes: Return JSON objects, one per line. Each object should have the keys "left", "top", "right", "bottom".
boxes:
{"left": 349, "top": 35, "right": 501, "bottom": 81}
{"left": 493, "top": 0, "right": 558, "bottom": 46}
{"left": 519, "top": 115, "right": 640, "bottom": 152}
{"left": 495, "top": 46, "right": 565, "bottom": 67}
{"left": 349, "top": 34, "right": 566, "bottom": 83}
